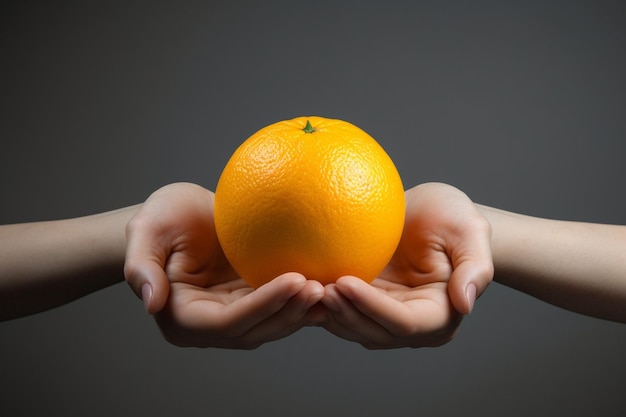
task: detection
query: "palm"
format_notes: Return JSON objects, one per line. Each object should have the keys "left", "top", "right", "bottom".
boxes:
{"left": 321, "top": 183, "right": 493, "bottom": 348}
{"left": 383, "top": 182, "right": 493, "bottom": 304}
{"left": 374, "top": 185, "right": 462, "bottom": 312}
{"left": 125, "top": 182, "right": 324, "bottom": 348}
{"left": 157, "top": 272, "right": 325, "bottom": 348}
{"left": 364, "top": 196, "right": 466, "bottom": 346}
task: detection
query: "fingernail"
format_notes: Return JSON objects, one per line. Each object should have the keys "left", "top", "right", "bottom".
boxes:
{"left": 141, "top": 283, "right": 153, "bottom": 313}
{"left": 466, "top": 283, "right": 477, "bottom": 314}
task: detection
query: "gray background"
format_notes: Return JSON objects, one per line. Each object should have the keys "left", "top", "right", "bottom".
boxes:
{"left": 1, "top": 1, "right": 625, "bottom": 416}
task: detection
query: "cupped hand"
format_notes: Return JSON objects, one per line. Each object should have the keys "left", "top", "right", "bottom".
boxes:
{"left": 124, "top": 182, "right": 324, "bottom": 348}
{"left": 322, "top": 182, "right": 494, "bottom": 349}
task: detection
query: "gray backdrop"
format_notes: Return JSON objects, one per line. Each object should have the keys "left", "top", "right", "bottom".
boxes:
{"left": 1, "top": 1, "right": 625, "bottom": 416}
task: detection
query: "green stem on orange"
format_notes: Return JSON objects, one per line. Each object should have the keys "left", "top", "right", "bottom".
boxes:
{"left": 303, "top": 120, "right": 315, "bottom": 133}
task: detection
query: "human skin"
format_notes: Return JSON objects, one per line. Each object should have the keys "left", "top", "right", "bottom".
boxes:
{"left": 0, "top": 206, "right": 136, "bottom": 320}
{"left": 321, "top": 182, "right": 495, "bottom": 349}
{"left": 0, "top": 183, "right": 325, "bottom": 349}
{"left": 123, "top": 182, "right": 325, "bottom": 348}
{"left": 480, "top": 205, "right": 626, "bottom": 322}
{"left": 3, "top": 181, "right": 623, "bottom": 349}
{"left": 321, "top": 182, "right": 626, "bottom": 350}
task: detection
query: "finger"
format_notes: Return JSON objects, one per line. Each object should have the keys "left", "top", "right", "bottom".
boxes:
{"left": 322, "top": 282, "right": 394, "bottom": 347}
{"left": 124, "top": 236, "right": 170, "bottom": 314}
{"left": 185, "top": 273, "right": 309, "bottom": 336}
{"left": 335, "top": 276, "right": 454, "bottom": 338}
{"left": 242, "top": 280, "right": 325, "bottom": 345}
{"left": 447, "top": 260, "right": 493, "bottom": 315}
{"left": 447, "top": 233, "right": 494, "bottom": 315}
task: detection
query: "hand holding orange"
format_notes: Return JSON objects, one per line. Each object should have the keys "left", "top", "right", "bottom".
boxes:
{"left": 214, "top": 116, "right": 405, "bottom": 288}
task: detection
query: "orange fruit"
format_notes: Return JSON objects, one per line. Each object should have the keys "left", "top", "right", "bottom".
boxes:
{"left": 214, "top": 116, "right": 405, "bottom": 287}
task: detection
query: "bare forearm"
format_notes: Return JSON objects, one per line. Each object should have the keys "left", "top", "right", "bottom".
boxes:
{"left": 479, "top": 205, "right": 626, "bottom": 322}
{"left": 0, "top": 205, "right": 139, "bottom": 320}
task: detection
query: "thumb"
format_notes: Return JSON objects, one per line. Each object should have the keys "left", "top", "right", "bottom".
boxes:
{"left": 448, "top": 257, "right": 494, "bottom": 315}
{"left": 124, "top": 260, "right": 170, "bottom": 314}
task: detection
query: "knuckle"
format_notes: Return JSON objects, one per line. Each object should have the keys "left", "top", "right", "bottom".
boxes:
{"left": 122, "top": 261, "right": 140, "bottom": 281}
{"left": 478, "top": 261, "right": 495, "bottom": 283}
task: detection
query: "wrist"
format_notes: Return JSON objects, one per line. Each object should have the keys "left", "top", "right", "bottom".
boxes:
{"left": 84, "top": 205, "right": 141, "bottom": 273}
{"left": 475, "top": 204, "right": 528, "bottom": 284}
